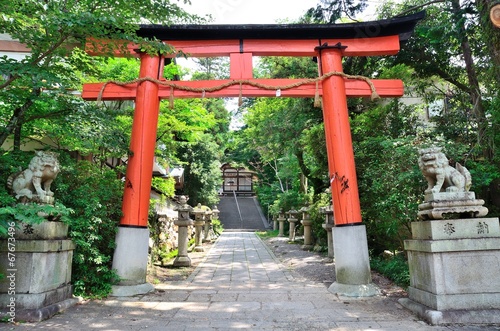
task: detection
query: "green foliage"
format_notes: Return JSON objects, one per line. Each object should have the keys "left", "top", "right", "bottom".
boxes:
{"left": 370, "top": 255, "right": 410, "bottom": 288}
{"left": 158, "top": 248, "right": 178, "bottom": 264}
{"left": 211, "top": 218, "right": 224, "bottom": 236}
{"left": 56, "top": 156, "right": 123, "bottom": 298}
{"left": 0, "top": 202, "right": 73, "bottom": 228}
{"left": 307, "top": 191, "right": 331, "bottom": 246}
{"left": 0, "top": 0, "right": 204, "bottom": 148}
{"left": 305, "top": 0, "right": 368, "bottom": 23}
{"left": 352, "top": 100, "right": 423, "bottom": 253}
{"left": 179, "top": 135, "right": 222, "bottom": 206}
{"left": 151, "top": 177, "right": 176, "bottom": 198}
{"left": 192, "top": 57, "right": 230, "bottom": 80}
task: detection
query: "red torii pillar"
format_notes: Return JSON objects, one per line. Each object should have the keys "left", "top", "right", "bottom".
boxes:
{"left": 122, "top": 53, "right": 162, "bottom": 227}
{"left": 109, "top": 53, "right": 162, "bottom": 295}
{"left": 317, "top": 43, "right": 376, "bottom": 295}
{"left": 318, "top": 44, "right": 362, "bottom": 226}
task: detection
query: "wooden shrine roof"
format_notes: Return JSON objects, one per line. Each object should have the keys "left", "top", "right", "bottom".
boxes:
{"left": 137, "top": 11, "right": 425, "bottom": 41}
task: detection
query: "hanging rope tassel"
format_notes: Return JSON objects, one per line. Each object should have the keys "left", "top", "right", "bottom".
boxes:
{"left": 314, "top": 81, "right": 321, "bottom": 107}
{"left": 238, "top": 82, "right": 243, "bottom": 106}
{"left": 169, "top": 87, "right": 174, "bottom": 109}
{"left": 362, "top": 77, "right": 380, "bottom": 101}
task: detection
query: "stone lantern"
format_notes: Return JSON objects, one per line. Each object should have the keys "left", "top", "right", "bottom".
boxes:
{"left": 173, "top": 196, "right": 194, "bottom": 267}
{"left": 272, "top": 214, "right": 278, "bottom": 231}
{"left": 299, "top": 205, "right": 312, "bottom": 250}
{"left": 212, "top": 205, "right": 220, "bottom": 220}
{"left": 211, "top": 205, "right": 220, "bottom": 239}
{"left": 191, "top": 203, "right": 206, "bottom": 252}
{"left": 277, "top": 209, "right": 286, "bottom": 237}
{"left": 321, "top": 204, "right": 334, "bottom": 259}
{"left": 203, "top": 208, "right": 213, "bottom": 243}
{"left": 287, "top": 209, "right": 299, "bottom": 241}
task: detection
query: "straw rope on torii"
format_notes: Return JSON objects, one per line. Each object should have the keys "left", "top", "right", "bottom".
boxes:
{"left": 96, "top": 70, "right": 381, "bottom": 108}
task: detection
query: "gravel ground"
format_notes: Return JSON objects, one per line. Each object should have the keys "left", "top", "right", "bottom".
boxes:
{"left": 262, "top": 236, "right": 408, "bottom": 298}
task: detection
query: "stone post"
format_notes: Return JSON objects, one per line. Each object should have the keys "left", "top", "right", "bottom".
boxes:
{"left": 273, "top": 214, "right": 278, "bottom": 231}
{"left": 287, "top": 209, "right": 299, "bottom": 241}
{"left": 300, "top": 205, "right": 313, "bottom": 250}
{"left": 277, "top": 210, "right": 286, "bottom": 237}
{"left": 173, "top": 196, "right": 193, "bottom": 267}
{"left": 321, "top": 205, "right": 335, "bottom": 259}
{"left": 191, "top": 203, "right": 206, "bottom": 252}
{"left": 203, "top": 208, "right": 213, "bottom": 243}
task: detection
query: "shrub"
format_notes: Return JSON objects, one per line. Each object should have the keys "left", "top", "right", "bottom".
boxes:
{"left": 56, "top": 156, "right": 123, "bottom": 298}
{"left": 211, "top": 218, "right": 224, "bottom": 236}
{"left": 370, "top": 254, "right": 410, "bottom": 288}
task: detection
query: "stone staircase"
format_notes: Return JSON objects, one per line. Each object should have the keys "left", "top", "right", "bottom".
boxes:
{"left": 218, "top": 195, "right": 269, "bottom": 231}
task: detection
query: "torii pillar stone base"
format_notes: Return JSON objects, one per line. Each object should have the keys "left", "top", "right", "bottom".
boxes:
{"left": 110, "top": 227, "right": 154, "bottom": 297}
{"left": 328, "top": 225, "right": 378, "bottom": 297}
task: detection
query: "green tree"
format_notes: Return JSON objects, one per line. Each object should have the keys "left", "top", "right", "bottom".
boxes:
{"left": 379, "top": 1, "right": 496, "bottom": 158}
{"left": 178, "top": 135, "right": 223, "bottom": 206}
{"left": 378, "top": 0, "right": 500, "bottom": 209}
{"left": 352, "top": 99, "right": 424, "bottom": 253}
{"left": 0, "top": 0, "right": 203, "bottom": 149}
{"left": 306, "top": 0, "right": 368, "bottom": 22}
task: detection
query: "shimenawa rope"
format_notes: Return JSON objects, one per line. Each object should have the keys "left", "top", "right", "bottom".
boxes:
{"left": 97, "top": 71, "right": 380, "bottom": 108}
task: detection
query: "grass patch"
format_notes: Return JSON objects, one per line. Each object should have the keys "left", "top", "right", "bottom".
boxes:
{"left": 159, "top": 249, "right": 178, "bottom": 264}
{"left": 256, "top": 229, "right": 279, "bottom": 239}
{"left": 370, "top": 254, "right": 410, "bottom": 288}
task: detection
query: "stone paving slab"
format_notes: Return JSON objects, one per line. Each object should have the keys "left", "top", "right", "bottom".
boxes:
{"left": 2, "top": 232, "right": 500, "bottom": 330}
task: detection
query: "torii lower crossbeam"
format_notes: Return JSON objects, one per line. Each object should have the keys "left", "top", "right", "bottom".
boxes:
{"left": 83, "top": 78, "right": 403, "bottom": 100}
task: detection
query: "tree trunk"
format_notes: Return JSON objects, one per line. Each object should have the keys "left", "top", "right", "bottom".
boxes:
{"left": 476, "top": 0, "right": 500, "bottom": 86}
{"left": 0, "top": 88, "right": 41, "bottom": 148}
{"left": 295, "top": 149, "right": 327, "bottom": 195}
{"left": 13, "top": 120, "right": 22, "bottom": 151}
{"left": 299, "top": 173, "right": 308, "bottom": 194}
{"left": 450, "top": 0, "right": 490, "bottom": 157}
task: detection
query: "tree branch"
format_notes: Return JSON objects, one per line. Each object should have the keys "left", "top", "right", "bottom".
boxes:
{"left": 396, "top": 0, "right": 447, "bottom": 17}
{"left": 0, "top": 34, "right": 69, "bottom": 90}
{"left": 0, "top": 88, "right": 42, "bottom": 146}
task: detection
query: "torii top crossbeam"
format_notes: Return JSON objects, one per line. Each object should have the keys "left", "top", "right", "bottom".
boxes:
{"left": 84, "top": 12, "right": 424, "bottom": 100}
{"left": 82, "top": 12, "right": 424, "bottom": 228}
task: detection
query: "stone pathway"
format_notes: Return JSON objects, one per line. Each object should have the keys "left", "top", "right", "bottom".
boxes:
{"left": 3, "top": 232, "right": 500, "bottom": 330}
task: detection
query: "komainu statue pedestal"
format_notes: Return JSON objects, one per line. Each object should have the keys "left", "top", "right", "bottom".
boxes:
{"left": 418, "top": 192, "right": 488, "bottom": 220}
{"left": 400, "top": 217, "right": 500, "bottom": 325}
{"left": 0, "top": 221, "right": 78, "bottom": 322}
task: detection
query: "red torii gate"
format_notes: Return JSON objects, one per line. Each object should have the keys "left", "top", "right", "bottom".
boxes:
{"left": 82, "top": 12, "right": 424, "bottom": 296}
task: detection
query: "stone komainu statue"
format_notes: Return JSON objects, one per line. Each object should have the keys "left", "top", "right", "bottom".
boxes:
{"left": 418, "top": 147, "right": 471, "bottom": 194}
{"left": 417, "top": 146, "right": 488, "bottom": 220}
{"left": 7, "top": 151, "right": 60, "bottom": 203}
